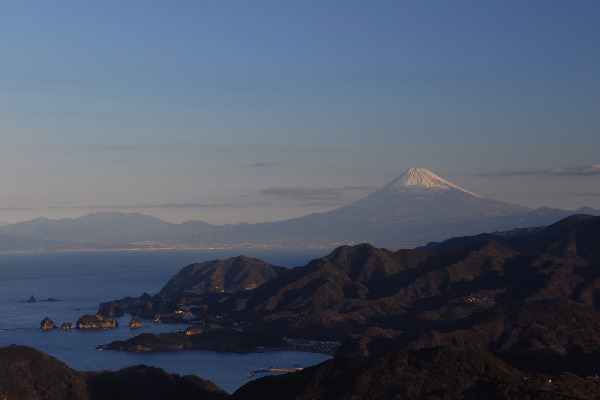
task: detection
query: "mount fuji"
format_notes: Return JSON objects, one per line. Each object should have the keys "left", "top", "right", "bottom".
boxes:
{"left": 328, "top": 167, "right": 526, "bottom": 223}
{"left": 225, "top": 167, "right": 587, "bottom": 247}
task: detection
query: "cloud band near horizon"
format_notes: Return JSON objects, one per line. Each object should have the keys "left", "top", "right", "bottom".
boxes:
{"left": 66, "top": 202, "right": 265, "bottom": 209}
{"left": 261, "top": 185, "right": 379, "bottom": 199}
{"left": 478, "top": 164, "right": 600, "bottom": 177}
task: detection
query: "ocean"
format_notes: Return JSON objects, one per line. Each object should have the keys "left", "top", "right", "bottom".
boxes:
{"left": 0, "top": 249, "right": 333, "bottom": 393}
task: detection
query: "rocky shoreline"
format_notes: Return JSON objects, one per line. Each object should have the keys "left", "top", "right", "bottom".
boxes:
{"left": 98, "top": 327, "right": 286, "bottom": 353}
{"left": 39, "top": 314, "right": 120, "bottom": 331}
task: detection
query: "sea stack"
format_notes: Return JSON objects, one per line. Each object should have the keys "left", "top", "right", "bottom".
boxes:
{"left": 40, "top": 317, "right": 57, "bottom": 330}
{"left": 129, "top": 317, "right": 142, "bottom": 328}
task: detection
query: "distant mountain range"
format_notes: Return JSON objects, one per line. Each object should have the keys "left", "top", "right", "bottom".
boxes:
{"left": 1, "top": 168, "right": 598, "bottom": 251}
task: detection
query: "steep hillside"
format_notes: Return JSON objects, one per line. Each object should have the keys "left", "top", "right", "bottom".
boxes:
{"left": 210, "top": 216, "right": 600, "bottom": 341}
{"left": 224, "top": 244, "right": 432, "bottom": 338}
{"left": 422, "top": 214, "right": 600, "bottom": 259}
{"left": 159, "top": 256, "right": 288, "bottom": 297}
{"left": 84, "top": 365, "right": 228, "bottom": 400}
{"left": 338, "top": 302, "right": 600, "bottom": 369}
{"left": 231, "top": 347, "right": 600, "bottom": 400}
{"left": 0, "top": 345, "right": 228, "bottom": 400}
{"left": 0, "top": 345, "right": 88, "bottom": 400}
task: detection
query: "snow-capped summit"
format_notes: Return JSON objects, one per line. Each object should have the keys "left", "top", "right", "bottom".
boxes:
{"left": 384, "top": 168, "right": 483, "bottom": 198}
{"left": 332, "top": 167, "right": 534, "bottom": 235}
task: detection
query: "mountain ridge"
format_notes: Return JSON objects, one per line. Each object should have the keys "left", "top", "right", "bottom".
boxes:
{"left": 1, "top": 168, "right": 598, "bottom": 249}
{"left": 158, "top": 256, "right": 288, "bottom": 297}
{"left": 190, "top": 215, "right": 600, "bottom": 340}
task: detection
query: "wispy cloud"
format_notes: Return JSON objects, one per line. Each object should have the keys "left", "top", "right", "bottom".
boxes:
{"left": 154, "top": 203, "right": 252, "bottom": 208}
{"left": 261, "top": 187, "right": 343, "bottom": 199}
{"left": 69, "top": 202, "right": 262, "bottom": 209}
{"left": 261, "top": 185, "right": 378, "bottom": 201}
{"left": 343, "top": 185, "right": 379, "bottom": 190}
{"left": 300, "top": 201, "right": 348, "bottom": 207}
{"left": 478, "top": 163, "right": 600, "bottom": 177}
{"left": 83, "top": 142, "right": 187, "bottom": 151}
{"left": 250, "top": 162, "right": 276, "bottom": 167}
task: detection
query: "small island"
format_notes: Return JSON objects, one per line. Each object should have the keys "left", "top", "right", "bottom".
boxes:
{"left": 76, "top": 314, "right": 118, "bottom": 330}
{"left": 60, "top": 322, "right": 74, "bottom": 330}
{"left": 40, "top": 317, "right": 57, "bottom": 330}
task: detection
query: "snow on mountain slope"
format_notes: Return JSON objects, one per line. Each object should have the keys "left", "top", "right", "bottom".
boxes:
{"left": 383, "top": 167, "right": 483, "bottom": 198}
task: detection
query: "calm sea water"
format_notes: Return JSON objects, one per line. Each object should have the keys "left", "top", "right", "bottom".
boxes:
{"left": 0, "top": 249, "right": 332, "bottom": 393}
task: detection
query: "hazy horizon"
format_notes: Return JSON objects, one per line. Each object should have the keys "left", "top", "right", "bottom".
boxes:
{"left": 1, "top": 2, "right": 599, "bottom": 225}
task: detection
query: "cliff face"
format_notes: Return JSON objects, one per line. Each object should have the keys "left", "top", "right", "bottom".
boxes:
{"left": 40, "top": 317, "right": 57, "bottom": 330}
{"left": 76, "top": 314, "right": 118, "bottom": 330}
{"left": 129, "top": 317, "right": 142, "bottom": 328}
{"left": 98, "top": 302, "right": 125, "bottom": 317}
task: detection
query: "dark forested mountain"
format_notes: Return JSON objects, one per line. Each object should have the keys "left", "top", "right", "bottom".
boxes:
{"left": 419, "top": 213, "right": 600, "bottom": 255}
{"left": 1, "top": 168, "right": 596, "bottom": 250}
{"left": 5, "top": 344, "right": 600, "bottom": 400}
{"left": 0, "top": 345, "right": 228, "bottom": 400}
{"left": 158, "top": 256, "right": 288, "bottom": 297}
{"left": 231, "top": 347, "right": 600, "bottom": 400}
{"left": 203, "top": 215, "right": 600, "bottom": 341}
{"left": 0, "top": 345, "right": 88, "bottom": 400}
{"left": 106, "top": 214, "right": 600, "bottom": 352}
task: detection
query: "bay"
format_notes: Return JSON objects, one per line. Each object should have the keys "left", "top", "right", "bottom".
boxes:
{"left": 0, "top": 249, "right": 333, "bottom": 393}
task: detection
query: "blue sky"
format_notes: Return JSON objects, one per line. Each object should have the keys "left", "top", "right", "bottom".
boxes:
{"left": 1, "top": 1, "right": 599, "bottom": 224}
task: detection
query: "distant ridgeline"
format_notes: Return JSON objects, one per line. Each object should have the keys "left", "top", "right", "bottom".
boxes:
{"left": 1, "top": 168, "right": 598, "bottom": 250}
